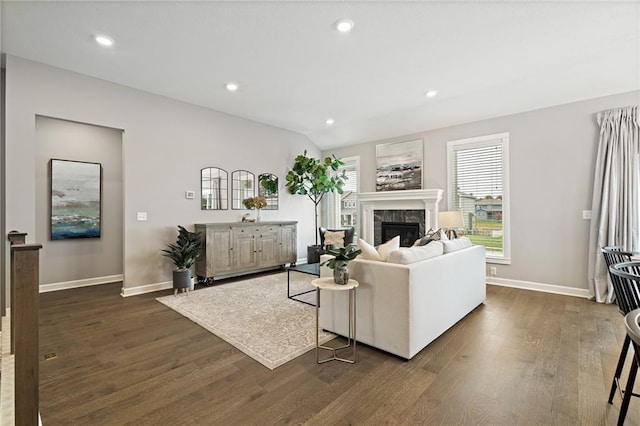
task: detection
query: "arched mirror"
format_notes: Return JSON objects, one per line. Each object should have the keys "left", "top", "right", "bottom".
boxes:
{"left": 258, "top": 173, "right": 279, "bottom": 210}
{"left": 231, "top": 170, "right": 255, "bottom": 209}
{"left": 201, "top": 167, "right": 228, "bottom": 210}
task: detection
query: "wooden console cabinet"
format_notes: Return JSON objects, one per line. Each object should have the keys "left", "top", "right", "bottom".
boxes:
{"left": 195, "top": 221, "right": 297, "bottom": 282}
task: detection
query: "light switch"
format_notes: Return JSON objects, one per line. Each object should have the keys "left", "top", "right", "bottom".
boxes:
{"left": 137, "top": 212, "right": 147, "bottom": 221}
{"left": 185, "top": 190, "right": 195, "bottom": 199}
{"left": 582, "top": 210, "right": 592, "bottom": 220}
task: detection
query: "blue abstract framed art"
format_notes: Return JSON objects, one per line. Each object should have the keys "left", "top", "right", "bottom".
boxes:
{"left": 50, "top": 159, "right": 102, "bottom": 240}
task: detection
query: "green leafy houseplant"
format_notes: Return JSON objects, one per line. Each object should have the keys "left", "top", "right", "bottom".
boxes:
{"left": 285, "top": 150, "right": 347, "bottom": 246}
{"left": 321, "top": 245, "right": 362, "bottom": 270}
{"left": 162, "top": 225, "right": 202, "bottom": 271}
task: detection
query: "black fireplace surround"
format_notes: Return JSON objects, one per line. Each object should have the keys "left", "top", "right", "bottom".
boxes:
{"left": 381, "top": 222, "right": 420, "bottom": 247}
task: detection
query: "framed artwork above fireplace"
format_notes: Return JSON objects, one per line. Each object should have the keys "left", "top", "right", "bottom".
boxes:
{"left": 376, "top": 139, "right": 423, "bottom": 192}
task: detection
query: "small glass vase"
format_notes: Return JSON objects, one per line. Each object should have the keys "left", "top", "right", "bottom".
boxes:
{"left": 333, "top": 265, "right": 349, "bottom": 285}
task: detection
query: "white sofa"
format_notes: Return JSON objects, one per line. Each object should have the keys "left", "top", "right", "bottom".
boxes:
{"left": 319, "top": 241, "right": 486, "bottom": 359}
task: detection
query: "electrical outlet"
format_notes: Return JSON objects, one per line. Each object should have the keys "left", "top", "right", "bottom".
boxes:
{"left": 490, "top": 267, "right": 497, "bottom": 276}
{"left": 137, "top": 212, "right": 147, "bottom": 221}
{"left": 582, "top": 210, "right": 592, "bottom": 220}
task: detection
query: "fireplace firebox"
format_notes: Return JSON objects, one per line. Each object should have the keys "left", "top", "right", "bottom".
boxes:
{"left": 381, "top": 222, "right": 420, "bottom": 247}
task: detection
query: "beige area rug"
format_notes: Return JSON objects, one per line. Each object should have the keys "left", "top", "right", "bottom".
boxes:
{"left": 156, "top": 271, "right": 335, "bottom": 370}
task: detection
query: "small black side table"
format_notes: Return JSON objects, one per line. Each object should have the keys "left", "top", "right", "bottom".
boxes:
{"left": 287, "top": 263, "right": 320, "bottom": 306}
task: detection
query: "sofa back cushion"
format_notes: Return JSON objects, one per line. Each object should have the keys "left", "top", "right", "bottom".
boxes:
{"left": 442, "top": 237, "right": 473, "bottom": 253}
{"left": 387, "top": 241, "right": 444, "bottom": 264}
{"left": 357, "top": 236, "right": 400, "bottom": 262}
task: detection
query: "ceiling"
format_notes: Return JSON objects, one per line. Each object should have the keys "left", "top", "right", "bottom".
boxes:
{"left": 2, "top": 1, "right": 639, "bottom": 150}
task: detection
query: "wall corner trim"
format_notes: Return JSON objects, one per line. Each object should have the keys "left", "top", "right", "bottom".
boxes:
{"left": 39, "top": 274, "right": 123, "bottom": 293}
{"left": 486, "top": 277, "right": 591, "bottom": 299}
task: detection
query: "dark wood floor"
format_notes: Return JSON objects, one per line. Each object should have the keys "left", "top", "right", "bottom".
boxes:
{"left": 38, "top": 276, "right": 640, "bottom": 425}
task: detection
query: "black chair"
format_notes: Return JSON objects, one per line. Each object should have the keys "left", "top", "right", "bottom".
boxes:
{"left": 608, "top": 261, "right": 640, "bottom": 425}
{"left": 318, "top": 227, "right": 355, "bottom": 250}
{"left": 602, "top": 246, "right": 636, "bottom": 403}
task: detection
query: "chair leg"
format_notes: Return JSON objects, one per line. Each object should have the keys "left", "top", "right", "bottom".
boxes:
{"left": 610, "top": 335, "right": 632, "bottom": 403}
{"left": 618, "top": 357, "right": 638, "bottom": 426}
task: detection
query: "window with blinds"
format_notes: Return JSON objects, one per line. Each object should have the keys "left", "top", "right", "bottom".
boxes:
{"left": 447, "top": 133, "right": 510, "bottom": 263}
{"left": 325, "top": 157, "right": 359, "bottom": 233}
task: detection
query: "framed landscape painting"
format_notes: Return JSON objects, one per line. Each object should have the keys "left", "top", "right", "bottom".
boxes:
{"left": 50, "top": 159, "right": 102, "bottom": 240}
{"left": 376, "top": 139, "right": 423, "bottom": 191}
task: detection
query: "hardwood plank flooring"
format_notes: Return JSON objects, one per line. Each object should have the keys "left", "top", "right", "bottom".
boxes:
{"left": 38, "top": 278, "right": 640, "bottom": 425}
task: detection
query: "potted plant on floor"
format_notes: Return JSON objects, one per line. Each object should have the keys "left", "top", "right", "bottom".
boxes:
{"left": 321, "top": 244, "right": 362, "bottom": 284}
{"left": 285, "top": 150, "right": 347, "bottom": 263}
{"left": 162, "top": 225, "right": 202, "bottom": 294}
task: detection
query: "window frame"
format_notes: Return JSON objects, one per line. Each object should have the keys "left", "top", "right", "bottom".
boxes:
{"left": 446, "top": 132, "right": 511, "bottom": 264}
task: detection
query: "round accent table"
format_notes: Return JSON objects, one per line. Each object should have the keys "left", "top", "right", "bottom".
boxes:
{"left": 311, "top": 277, "right": 359, "bottom": 364}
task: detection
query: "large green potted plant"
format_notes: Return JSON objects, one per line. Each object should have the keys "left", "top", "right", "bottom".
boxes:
{"left": 285, "top": 150, "right": 347, "bottom": 263}
{"left": 162, "top": 225, "right": 202, "bottom": 294}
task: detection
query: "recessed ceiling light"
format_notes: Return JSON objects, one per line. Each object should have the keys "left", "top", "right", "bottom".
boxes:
{"left": 335, "top": 19, "right": 354, "bottom": 33}
{"left": 94, "top": 35, "right": 114, "bottom": 47}
{"left": 325, "top": 118, "right": 335, "bottom": 125}
{"left": 225, "top": 82, "right": 239, "bottom": 92}
{"left": 425, "top": 90, "right": 438, "bottom": 98}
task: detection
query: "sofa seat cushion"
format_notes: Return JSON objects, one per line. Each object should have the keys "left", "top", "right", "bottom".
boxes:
{"left": 442, "top": 236, "right": 473, "bottom": 253}
{"left": 388, "top": 241, "right": 444, "bottom": 264}
{"left": 357, "top": 236, "right": 400, "bottom": 262}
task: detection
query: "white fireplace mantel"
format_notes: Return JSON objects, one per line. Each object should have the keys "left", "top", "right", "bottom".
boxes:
{"left": 358, "top": 189, "right": 444, "bottom": 243}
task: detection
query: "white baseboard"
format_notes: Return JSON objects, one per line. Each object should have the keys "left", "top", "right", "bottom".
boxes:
{"left": 39, "top": 274, "right": 123, "bottom": 293}
{"left": 487, "top": 277, "right": 592, "bottom": 299}
{"left": 121, "top": 281, "right": 172, "bottom": 297}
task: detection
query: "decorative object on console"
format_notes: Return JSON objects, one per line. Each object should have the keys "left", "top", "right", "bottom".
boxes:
{"left": 285, "top": 150, "right": 347, "bottom": 263}
{"left": 321, "top": 245, "right": 362, "bottom": 285}
{"left": 375, "top": 139, "right": 423, "bottom": 192}
{"left": 258, "top": 173, "right": 279, "bottom": 210}
{"left": 161, "top": 225, "right": 202, "bottom": 295}
{"left": 242, "top": 196, "right": 267, "bottom": 221}
{"left": 201, "top": 167, "right": 228, "bottom": 210}
{"left": 241, "top": 213, "right": 255, "bottom": 223}
{"left": 50, "top": 158, "right": 102, "bottom": 240}
{"left": 438, "top": 210, "right": 464, "bottom": 239}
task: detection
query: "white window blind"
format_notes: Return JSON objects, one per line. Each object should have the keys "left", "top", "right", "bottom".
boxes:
{"left": 325, "top": 157, "right": 359, "bottom": 232}
{"left": 447, "top": 133, "right": 510, "bottom": 263}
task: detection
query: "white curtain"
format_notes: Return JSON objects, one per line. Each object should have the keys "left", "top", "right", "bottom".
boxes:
{"left": 588, "top": 106, "right": 640, "bottom": 303}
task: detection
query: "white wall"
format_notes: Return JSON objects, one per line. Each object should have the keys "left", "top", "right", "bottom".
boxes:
{"left": 5, "top": 55, "right": 320, "bottom": 293}
{"left": 35, "top": 116, "right": 123, "bottom": 286}
{"left": 325, "top": 90, "right": 640, "bottom": 294}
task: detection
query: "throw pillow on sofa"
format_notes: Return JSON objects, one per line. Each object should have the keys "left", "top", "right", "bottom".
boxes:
{"left": 413, "top": 228, "right": 449, "bottom": 246}
{"left": 387, "top": 241, "right": 444, "bottom": 264}
{"left": 323, "top": 230, "right": 345, "bottom": 249}
{"left": 442, "top": 236, "right": 473, "bottom": 253}
{"left": 357, "top": 236, "right": 400, "bottom": 262}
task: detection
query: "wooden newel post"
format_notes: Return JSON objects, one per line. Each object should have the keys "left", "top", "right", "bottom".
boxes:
{"left": 11, "top": 243, "right": 42, "bottom": 426}
{"left": 8, "top": 231, "right": 28, "bottom": 354}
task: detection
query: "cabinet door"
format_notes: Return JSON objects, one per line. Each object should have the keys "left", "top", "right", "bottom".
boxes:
{"left": 196, "top": 225, "right": 233, "bottom": 278}
{"left": 234, "top": 228, "right": 258, "bottom": 269}
{"left": 279, "top": 224, "right": 297, "bottom": 264}
{"left": 258, "top": 227, "right": 279, "bottom": 266}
